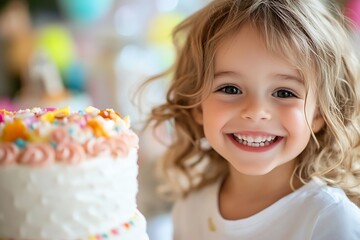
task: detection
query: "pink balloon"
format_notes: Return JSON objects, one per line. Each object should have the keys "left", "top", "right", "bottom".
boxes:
{"left": 345, "top": 0, "right": 360, "bottom": 29}
{"left": 0, "top": 98, "right": 17, "bottom": 111}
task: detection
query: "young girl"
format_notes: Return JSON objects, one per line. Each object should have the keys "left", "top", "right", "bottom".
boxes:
{"left": 144, "top": 0, "right": 360, "bottom": 239}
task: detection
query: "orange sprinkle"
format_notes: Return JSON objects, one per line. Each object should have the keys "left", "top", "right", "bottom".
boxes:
{"left": 99, "top": 109, "right": 121, "bottom": 122}
{"left": 99, "top": 110, "right": 110, "bottom": 118}
{"left": 54, "top": 112, "right": 68, "bottom": 119}
{"left": 87, "top": 119, "right": 109, "bottom": 138}
{"left": 1, "top": 119, "right": 28, "bottom": 142}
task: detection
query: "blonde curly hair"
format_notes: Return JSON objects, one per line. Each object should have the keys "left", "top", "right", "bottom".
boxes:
{"left": 143, "top": 0, "right": 360, "bottom": 205}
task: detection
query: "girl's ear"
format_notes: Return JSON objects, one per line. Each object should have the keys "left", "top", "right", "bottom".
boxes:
{"left": 192, "top": 106, "right": 203, "bottom": 125}
{"left": 311, "top": 111, "right": 325, "bottom": 133}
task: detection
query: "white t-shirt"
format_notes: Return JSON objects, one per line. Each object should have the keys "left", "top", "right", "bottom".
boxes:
{"left": 172, "top": 178, "right": 360, "bottom": 240}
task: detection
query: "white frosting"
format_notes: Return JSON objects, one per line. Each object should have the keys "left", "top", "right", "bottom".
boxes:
{"left": 0, "top": 149, "right": 148, "bottom": 239}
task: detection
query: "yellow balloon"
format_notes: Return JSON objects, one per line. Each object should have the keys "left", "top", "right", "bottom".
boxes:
{"left": 36, "top": 25, "right": 75, "bottom": 72}
{"left": 147, "top": 13, "right": 184, "bottom": 45}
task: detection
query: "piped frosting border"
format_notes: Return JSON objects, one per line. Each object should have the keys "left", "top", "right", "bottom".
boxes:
{"left": 0, "top": 106, "right": 139, "bottom": 167}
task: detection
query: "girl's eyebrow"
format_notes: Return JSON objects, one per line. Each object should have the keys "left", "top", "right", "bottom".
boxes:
{"left": 214, "top": 71, "right": 303, "bottom": 85}
{"left": 275, "top": 74, "right": 304, "bottom": 85}
{"left": 214, "top": 71, "right": 240, "bottom": 79}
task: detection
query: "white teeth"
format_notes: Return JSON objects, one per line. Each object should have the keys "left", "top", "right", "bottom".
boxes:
{"left": 233, "top": 134, "right": 276, "bottom": 143}
{"left": 233, "top": 134, "right": 277, "bottom": 147}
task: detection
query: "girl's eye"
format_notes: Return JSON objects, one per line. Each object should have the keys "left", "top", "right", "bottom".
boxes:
{"left": 217, "top": 85, "right": 241, "bottom": 94}
{"left": 273, "top": 89, "right": 296, "bottom": 98}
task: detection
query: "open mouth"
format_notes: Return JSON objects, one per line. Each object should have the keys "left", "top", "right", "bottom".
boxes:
{"left": 232, "top": 134, "right": 279, "bottom": 148}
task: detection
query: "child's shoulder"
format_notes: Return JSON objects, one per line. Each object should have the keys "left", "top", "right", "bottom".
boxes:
{"left": 299, "top": 178, "right": 360, "bottom": 238}
{"left": 296, "top": 178, "right": 360, "bottom": 218}
{"left": 301, "top": 178, "right": 355, "bottom": 206}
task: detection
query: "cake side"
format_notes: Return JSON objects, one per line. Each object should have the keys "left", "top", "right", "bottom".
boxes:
{"left": 0, "top": 150, "right": 139, "bottom": 239}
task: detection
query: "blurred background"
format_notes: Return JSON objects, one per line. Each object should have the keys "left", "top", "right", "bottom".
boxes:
{"left": 0, "top": 0, "right": 358, "bottom": 239}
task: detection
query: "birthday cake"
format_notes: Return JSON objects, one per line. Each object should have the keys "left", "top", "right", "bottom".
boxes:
{"left": 0, "top": 106, "right": 149, "bottom": 240}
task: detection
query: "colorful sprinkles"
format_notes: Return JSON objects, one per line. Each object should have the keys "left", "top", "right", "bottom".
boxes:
{"left": 0, "top": 106, "right": 139, "bottom": 166}
{"left": 0, "top": 211, "right": 142, "bottom": 240}
{"left": 86, "top": 210, "right": 142, "bottom": 240}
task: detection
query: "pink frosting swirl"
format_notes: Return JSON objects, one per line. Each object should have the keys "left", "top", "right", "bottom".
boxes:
{"left": 55, "top": 142, "right": 86, "bottom": 164}
{"left": 51, "top": 127, "right": 71, "bottom": 143}
{"left": 0, "top": 143, "right": 19, "bottom": 166}
{"left": 83, "top": 138, "right": 111, "bottom": 156}
{"left": 108, "top": 137, "right": 129, "bottom": 157}
{"left": 124, "top": 132, "right": 139, "bottom": 149}
{"left": 18, "top": 143, "right": 55, "bottom": 167}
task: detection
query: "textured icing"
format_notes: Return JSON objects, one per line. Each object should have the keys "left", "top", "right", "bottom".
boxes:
{"left": 0, "top": 107, "right": 148, "bottom": 239}
{"left": 0, "top": 149, "right": 149, "bottom": 239}
{"left": 0, "top": 106, "right": 139, "bottom": 166}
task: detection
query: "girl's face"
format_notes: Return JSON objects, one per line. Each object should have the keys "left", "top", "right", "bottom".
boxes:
{"left": 194, "top": 23, "right": 324, "bottom": 176}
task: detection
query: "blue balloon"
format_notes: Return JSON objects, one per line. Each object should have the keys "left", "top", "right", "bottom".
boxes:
{"left": 59, "top": 0, "right": 114, "bottom": 23}
{"left": 64, "top": 61, "right": 86, "bottom": 92}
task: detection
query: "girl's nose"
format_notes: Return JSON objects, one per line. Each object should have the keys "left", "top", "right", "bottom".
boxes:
{"left": 240, "top": 96, "right": 271, "bottom": 121}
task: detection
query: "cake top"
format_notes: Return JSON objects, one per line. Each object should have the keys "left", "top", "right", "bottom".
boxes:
{"left": 0, "top": 106, "right": 139, "bottom": 166}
